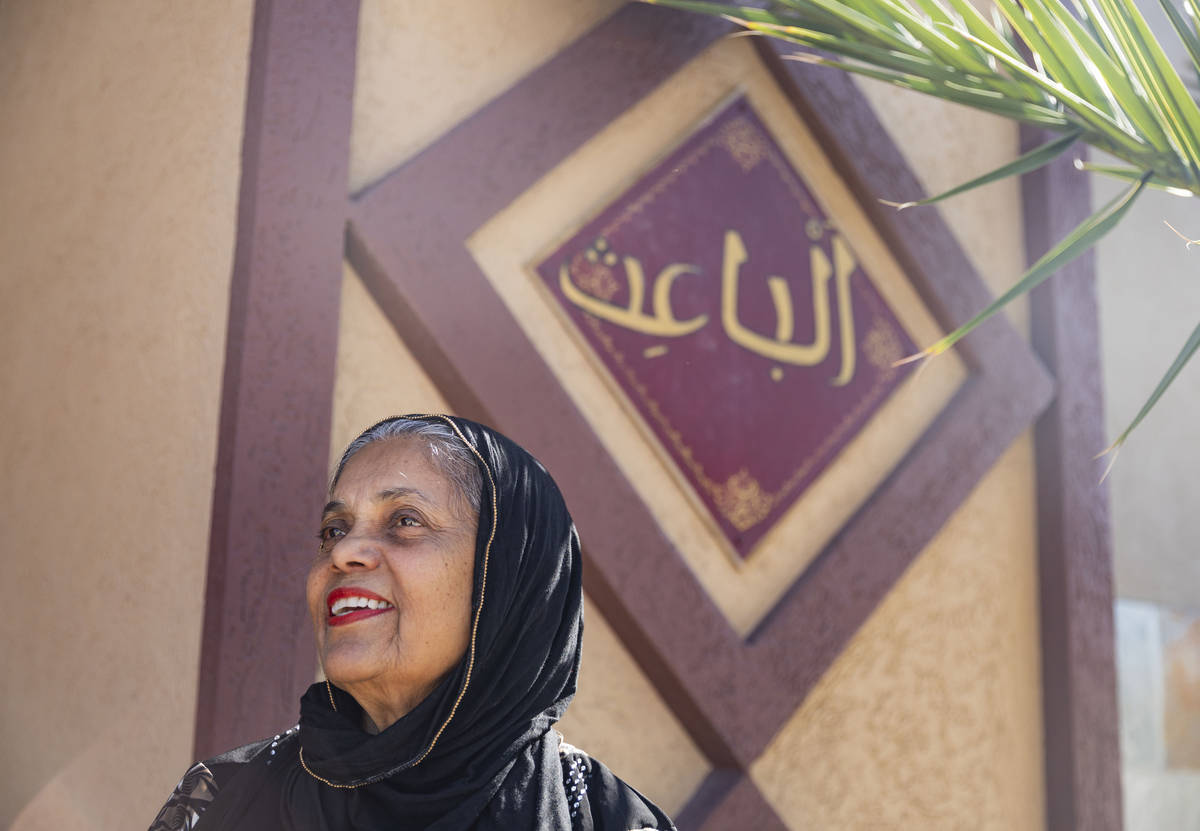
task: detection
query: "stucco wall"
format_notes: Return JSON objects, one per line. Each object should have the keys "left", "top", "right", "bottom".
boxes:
{"left": 0, "top": 1, "right": 252, "bottom": 827}
{"left": 350, "top": 0, "right": 625, "bottom": 193}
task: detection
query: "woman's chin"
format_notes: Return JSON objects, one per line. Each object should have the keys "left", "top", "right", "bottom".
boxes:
{"left": 321, "top": 645, "right": 385, "bottom": 689}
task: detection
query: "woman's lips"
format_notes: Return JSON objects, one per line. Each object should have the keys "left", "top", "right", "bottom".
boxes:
{"left": 325, "top": 586, "right": 395, "bottom": 627}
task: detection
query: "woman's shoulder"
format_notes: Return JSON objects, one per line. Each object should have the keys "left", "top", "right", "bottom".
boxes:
{"left": 558, "top": 740, "right": 676, "bottom": 831}
{"left": 146, "top": 726, "right": 298, "bottom": 831}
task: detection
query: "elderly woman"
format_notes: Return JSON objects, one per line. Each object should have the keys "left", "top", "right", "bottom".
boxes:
{"left": 150, "top": 415, "right": 674, "bottom": 831}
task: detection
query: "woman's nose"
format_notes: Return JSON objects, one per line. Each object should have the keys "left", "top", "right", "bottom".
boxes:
{"left": 329, "top": 531, "right": 382, "bottom": 571}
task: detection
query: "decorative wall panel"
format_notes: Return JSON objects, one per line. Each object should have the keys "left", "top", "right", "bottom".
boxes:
{"left": 467, "top": 38, "right": 965, "bottom": 635}
{"left": 535, "top": 96, "right": 915, "bottom": 559}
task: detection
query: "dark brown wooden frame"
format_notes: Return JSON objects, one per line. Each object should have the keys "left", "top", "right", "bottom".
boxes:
{"left": 196, "top": 3, "right": 1121, "bottom": 829}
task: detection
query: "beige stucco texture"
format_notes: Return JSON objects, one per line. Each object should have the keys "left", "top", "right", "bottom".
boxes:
{"left": 351, "top": 0, "right": 624, "bottom": 192}
{"left": 751, "top": 437, "right": 1045, "bottom": 829}
{"left": 0, "top": 1, "right": 252, "bottom": 828}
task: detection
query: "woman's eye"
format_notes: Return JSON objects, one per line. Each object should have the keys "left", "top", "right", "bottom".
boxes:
{"left": 395, "top": 515, "right": 421, "bottom": 528}
{"left": 318, "top": 526, "right": 346, "bottom": 543}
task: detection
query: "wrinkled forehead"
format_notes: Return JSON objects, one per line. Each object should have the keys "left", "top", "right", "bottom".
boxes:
{"left": 330, "top": 437, "right": 474, "bottom": 517}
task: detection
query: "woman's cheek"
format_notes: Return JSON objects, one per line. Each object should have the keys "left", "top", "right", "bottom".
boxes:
{"left": 306, "top": 569, "right": 328, "bottom": 635}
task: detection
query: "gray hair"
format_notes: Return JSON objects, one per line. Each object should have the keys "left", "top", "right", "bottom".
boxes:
{"left": 331, "top": 417, "right": 483, "bottom": 516}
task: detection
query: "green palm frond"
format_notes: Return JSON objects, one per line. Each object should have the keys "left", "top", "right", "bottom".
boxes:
{"left": 880, "top": 129, "right": 1083, "bottom": 208}
{"left": 917, "top": 170, "right": 1149, "bottom": 360}
{"left": 645, "top": 0, "right": 1200, "bottom": 451}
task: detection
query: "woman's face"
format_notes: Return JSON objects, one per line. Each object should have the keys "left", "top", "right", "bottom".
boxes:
{"left": 307, "top": 437, "right": 477, "bottom": 731}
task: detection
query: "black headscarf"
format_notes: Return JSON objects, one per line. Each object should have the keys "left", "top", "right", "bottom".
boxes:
{"left": 191, "top": 415, "right": 671, "bottom": 831}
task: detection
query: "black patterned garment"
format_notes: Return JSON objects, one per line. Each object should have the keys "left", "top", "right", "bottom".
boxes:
{"left": 149, "top": 416, "right": 674, "bottom": 831}
{"left": 148, "top": 762, "right": 217, "bottom": 831}
{"left": 149, "top": 728, "right": 296, "bottom": 831}
{"left": 149, "top": 731, "right": 661, "bottom": 831}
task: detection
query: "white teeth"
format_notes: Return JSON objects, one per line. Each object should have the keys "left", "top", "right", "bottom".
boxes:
{"left": 330, "top": 595, "right": 393, "bottom": 616}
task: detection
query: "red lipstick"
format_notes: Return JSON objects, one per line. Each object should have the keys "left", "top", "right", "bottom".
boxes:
{"left": 325, "top": 586, "right": 395, "bottom": 627}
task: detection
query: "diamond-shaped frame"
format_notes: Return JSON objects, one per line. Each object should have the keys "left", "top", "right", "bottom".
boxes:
{"left": 529, "top": 95, "right": 923, "bottom": 564}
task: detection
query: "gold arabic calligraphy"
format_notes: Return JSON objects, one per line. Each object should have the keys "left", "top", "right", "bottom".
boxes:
{"left": 559, "top": 229, "right": 859, "bottom": 385}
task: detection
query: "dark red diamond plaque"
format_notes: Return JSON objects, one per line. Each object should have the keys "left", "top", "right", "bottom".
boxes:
{"left": 535, "top": 96, "right": 916, "bottom": 558}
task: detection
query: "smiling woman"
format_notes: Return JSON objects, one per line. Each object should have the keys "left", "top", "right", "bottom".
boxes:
{"left": 309, "top": 430, "right": 478, "bottom": 732}
{"left": 148, "top": 415, "right": 675, "bottom": 831}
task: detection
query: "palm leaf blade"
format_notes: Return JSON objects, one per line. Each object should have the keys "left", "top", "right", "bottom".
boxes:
{"left": 1077, "top": 160, "right": 1194, "bottom": 191}
{"left": 1109, "top": 319, "right": 1200, "bottom": 450}
{"left": 962, "top": 33, "right": 1151, "bottom": 153}
{"left": 1156, "top": 0, "right": 1200, "bottom": 87}
{"left": 1088, "top": 0, "right": 1200, "bottom": 179}
{"left": 885, "top": 129, "right": 1082, "bottom": 207}
{"left": 1018, "top": 0, "right": 1117, "bottom": 112}
{"left": 939, "top": 0, "right": 1024, "bottom": 60}
{"left": 990, "top": 0, "right": 1084, "bottom": 85}
{"left": 1038, "top": 0, "right": 1172, "bottom": 147}
{"left": 781, "top": 53, "right": 1073, "bottom": 125}
{"left": 919, "top": 172, "right": 1148, "bottom": 357}
{"left": 765, "top": 26, "right": 987, "bottom": 82}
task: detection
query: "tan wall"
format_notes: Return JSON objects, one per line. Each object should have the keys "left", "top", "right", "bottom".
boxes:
{"left": 0, "top": 1, "right": 252, "bottom": 827}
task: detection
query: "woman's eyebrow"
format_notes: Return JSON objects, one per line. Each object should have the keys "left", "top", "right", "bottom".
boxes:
{"left": 321, "top": 488, "right": 434, "bottom": 517}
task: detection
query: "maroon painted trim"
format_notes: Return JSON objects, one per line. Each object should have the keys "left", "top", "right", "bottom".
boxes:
{"left": 1021, "top": 131, "right": 1123, "bottom": 831}
{"left": 347, "top": 8, "right": 1052, "bottom": 821}
{"left": 344, "top": 226, "right": 492, "bottom": 423}
{"left": 195, "top": 0, "right": 359, "bottom": 760}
